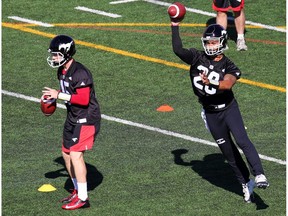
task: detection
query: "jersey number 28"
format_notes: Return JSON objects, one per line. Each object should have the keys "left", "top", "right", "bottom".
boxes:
{"left": 193, "top": 71, "right": 220, "bottom": 95}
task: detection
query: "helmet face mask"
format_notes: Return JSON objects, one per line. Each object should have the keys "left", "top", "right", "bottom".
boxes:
{"left": 47, "top": 35, "right": 76, "bottom": 68}
{"left": 202, "top": 37, "right": 225, "bottom": 56}
{"left": 47, "top": 51, "right": 66, "bottom": 68}
{"left": 201, "top": 24, "right": 227, "bottom": 56}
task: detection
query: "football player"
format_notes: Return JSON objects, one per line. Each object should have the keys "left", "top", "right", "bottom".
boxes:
{"left": 170, "top": 21, "right": 269, "bottom": 203}
{"left": 212, "top": 0, "right": 248, "bottom": 51}
{"left": 42, "top": 35, "right": 101, "bottom": 210}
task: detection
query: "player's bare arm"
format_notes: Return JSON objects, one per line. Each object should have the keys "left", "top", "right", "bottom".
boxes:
{"left": 221, "top": 74, "right": 237, "bottom": 89}
{"left": 200, "top": 73, "right": 237, "bottom": 90}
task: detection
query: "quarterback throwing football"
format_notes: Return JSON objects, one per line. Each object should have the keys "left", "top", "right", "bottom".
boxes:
{"left": 170, "top": 20, "right": 269, "bottom": 202}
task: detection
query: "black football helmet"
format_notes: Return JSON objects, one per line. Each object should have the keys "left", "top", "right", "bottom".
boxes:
{"left": 201, "top": 24, "right": 228, "bottom": 56}
{"left": 47, "top": 35, "right": 76, "bottom": 68}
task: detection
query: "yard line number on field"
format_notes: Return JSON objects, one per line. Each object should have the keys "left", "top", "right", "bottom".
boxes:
{"left": 2, "top": 90, "right": 286, "bottom": 166}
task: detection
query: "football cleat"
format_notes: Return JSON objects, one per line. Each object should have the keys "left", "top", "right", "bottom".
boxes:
{"left": 236, "top": 39, "right": 248, "bottom": 51}
{"left": 62, "top": 196, "right": 90, "bottom": 210}
{"left": 255, "top": 174, "right": 269, "bottom": 189}
{"left": 242, "top": 179, "right": 255, "bottom": 203}
{"left": 60, "top": 189, "right": 77, "bottom": 204}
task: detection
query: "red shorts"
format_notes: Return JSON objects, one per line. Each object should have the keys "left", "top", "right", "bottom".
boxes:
{"left": 62, "top": 122, "right": 100, "bottom": 153}
{"left": 212, "top": 0, "right": 245, "bottom": 12}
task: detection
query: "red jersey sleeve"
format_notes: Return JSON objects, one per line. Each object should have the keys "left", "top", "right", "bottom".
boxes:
{"left": 70, "top": 87, "right": 90, "bottom": 106}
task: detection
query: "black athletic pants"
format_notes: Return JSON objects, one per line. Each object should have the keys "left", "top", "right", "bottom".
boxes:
{"left": 204, "top": 100, "right": 265, "bottom": 184}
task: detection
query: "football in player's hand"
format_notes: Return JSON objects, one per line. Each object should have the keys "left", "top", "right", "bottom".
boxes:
{"left": 40, "top": 95, "right": 57, "bottom": 116}
{"left": 168, "top": 2, "right": 186, "bottom": 22}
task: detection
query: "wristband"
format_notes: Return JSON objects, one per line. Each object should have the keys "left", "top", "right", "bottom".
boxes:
{"left": 57, "top": 92, "right": 71, "bottom": 101}
{"left": 209, "top": 79, "right": 220, "bottom": 89}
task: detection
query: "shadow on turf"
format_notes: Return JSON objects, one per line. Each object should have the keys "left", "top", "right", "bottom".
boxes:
{"left": 44, "top": 157, "right": 103, "bottom": 192}
{"left": 171, "top": 149, "right": 269, "bottom": 210}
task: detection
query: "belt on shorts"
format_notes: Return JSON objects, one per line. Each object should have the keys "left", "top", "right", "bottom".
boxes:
{"left": 210, "top": 104, "right": 225, "bottom": 109}
{"left": 204, "top": 98, "right": 236, "bottom": 112}
{"left": 77, "top": 118, "right": 87, "bottom": 123}
{"left": 205, "top": 103, "right": 226, "bottom": 111}
{"left": 203, "top": 99, "right": 235, "bottom": 112}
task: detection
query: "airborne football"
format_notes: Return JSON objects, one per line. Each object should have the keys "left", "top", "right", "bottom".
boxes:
{"left": 167, "top": 2, "right": 186, "bottom": 22}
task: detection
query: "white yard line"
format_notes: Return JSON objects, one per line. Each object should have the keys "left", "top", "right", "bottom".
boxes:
{"left": 7, "top": 16, "right": 54, "bottom": 27}
{"left": 7, "top": 2, "right": 285, "bottom": 33}
{"left": 2, "top": 89, "right": 286, "bottom": 166}
{"left": 143, "top": 0, "right": 286, "bottom": 33}
{"left": 110, "top": 0, "right": 139, "bottom": 4}
{"left": 245, "top": 20, "right": 286, "bottom": 33}
{"left": 75, "top": 6, "right": 122, "bottom": 18}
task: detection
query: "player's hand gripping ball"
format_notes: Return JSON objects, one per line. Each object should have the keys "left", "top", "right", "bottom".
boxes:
{"left": 40, "top": 95, "right": 57, "bottom": 116}
{"left": 167, "top": 2, "right": 186, "bottom": 22}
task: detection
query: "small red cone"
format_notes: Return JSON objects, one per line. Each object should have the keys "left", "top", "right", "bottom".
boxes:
{"left": 157, "top": 104, "right": 174, "bottom": 112}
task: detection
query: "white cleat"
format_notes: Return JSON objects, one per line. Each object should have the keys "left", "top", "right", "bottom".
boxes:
{"left": 255, "top": 174, "right": 269, "bottom": 189}
{"left": 242, "top": 179, "right": 255, "bottom": 203}
{"left": 236, "top": 39, "right": 248, "bottom": 51}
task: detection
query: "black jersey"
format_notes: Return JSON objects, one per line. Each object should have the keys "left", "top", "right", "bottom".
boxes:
{"left": 57, "top": 60, "right": 101, "bottom": 125}
{"left": 172, "top": 26, "right": 241, "bottom": 111}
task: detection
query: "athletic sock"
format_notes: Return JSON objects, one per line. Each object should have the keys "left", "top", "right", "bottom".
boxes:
{"left": 237, "top": 34, "right": 244, "bottom": 40}
{"left": 71, "top": 178, "right": 78, "bottom": 191}
{"left": 77, "top": 182, "right": 88, "bottom": 201}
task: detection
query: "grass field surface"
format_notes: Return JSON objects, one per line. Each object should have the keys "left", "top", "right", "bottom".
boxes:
{"left": 2, "top": 0, "right": 286, "bottom": 215}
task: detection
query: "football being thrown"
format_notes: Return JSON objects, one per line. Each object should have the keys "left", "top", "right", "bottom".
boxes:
{"left": 168, "top": 2, "right": 186, "bottom": 22}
